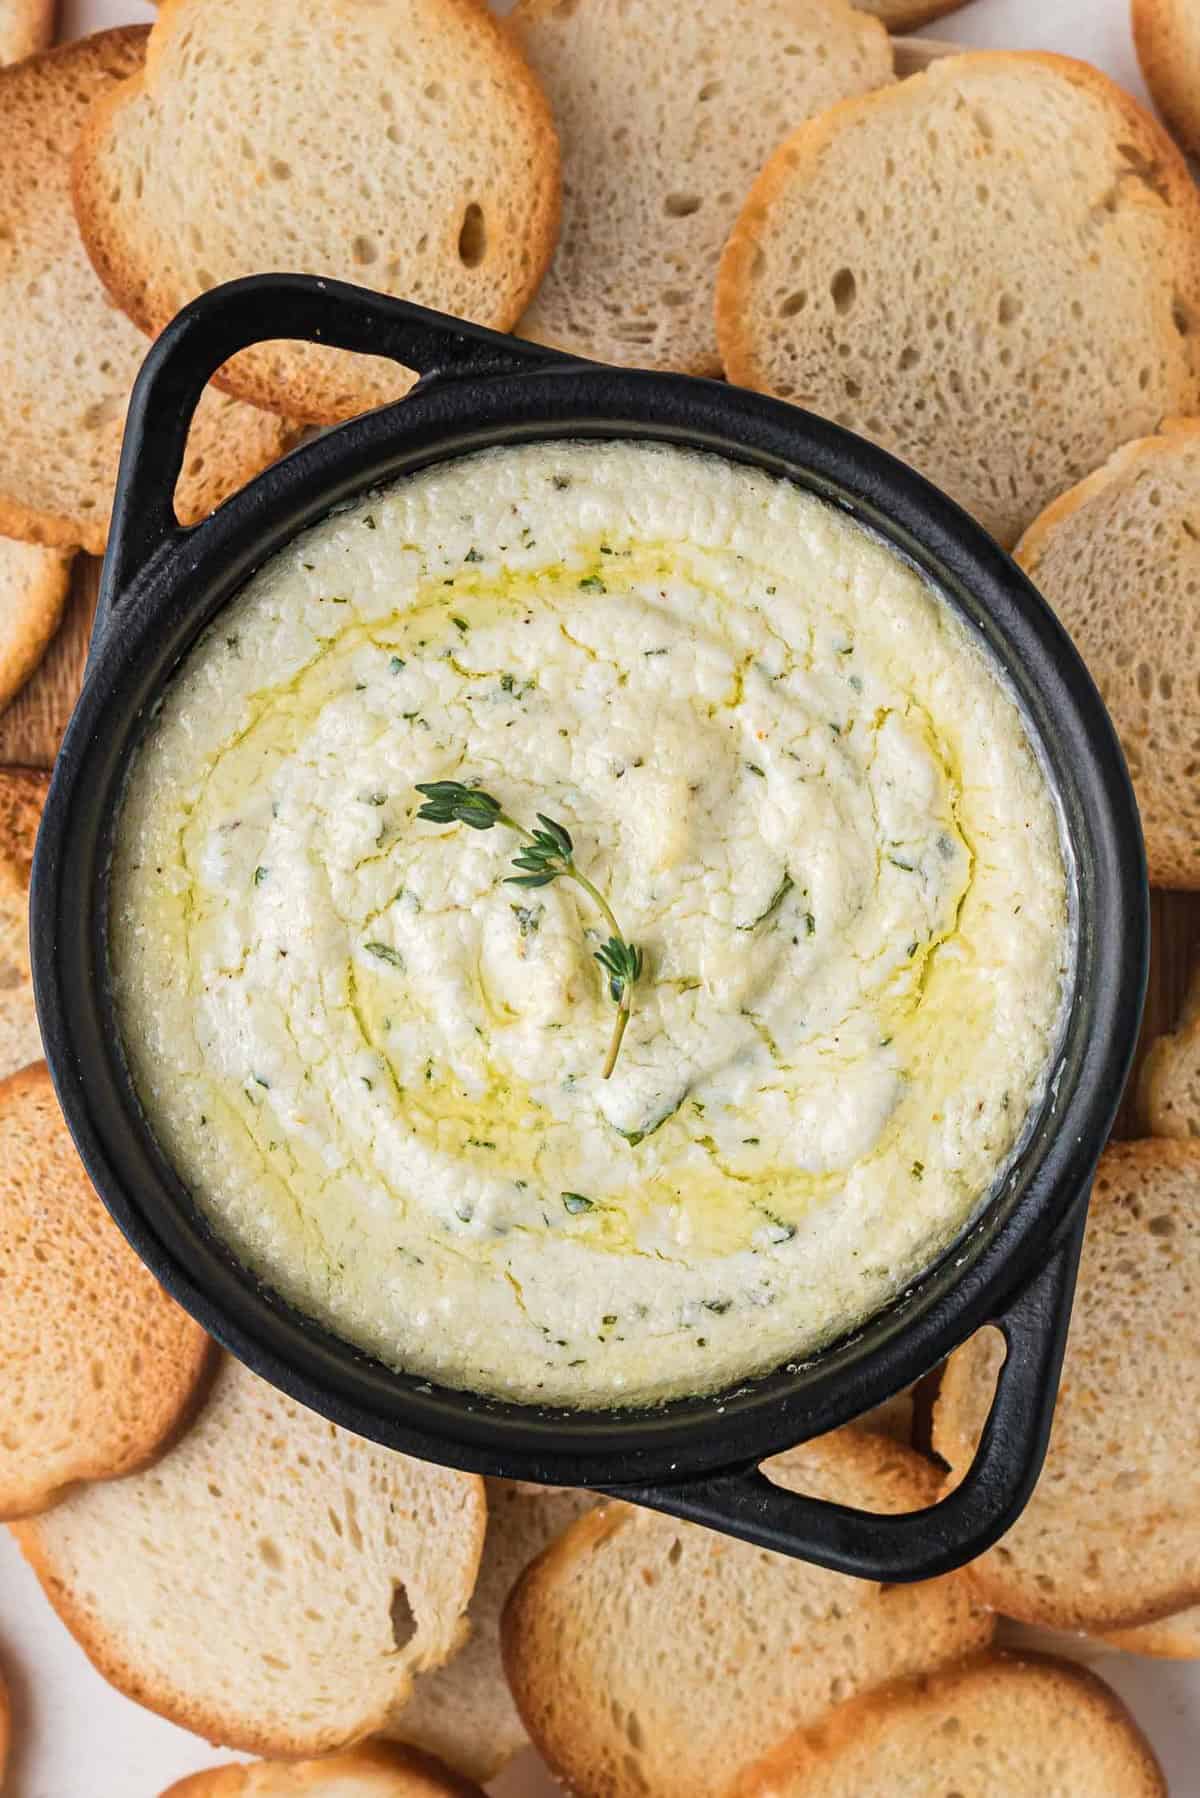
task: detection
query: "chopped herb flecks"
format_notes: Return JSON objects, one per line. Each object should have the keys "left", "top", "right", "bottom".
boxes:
{"left": 511, "top": 902, "right": 544, "bottom": 938}
{"left": 740, "top": 871, "right": 793, "bottom": 933}
{"left": 365, "top": 942, "right": 405, "bottom": 970}
{"left": 562, "top": 1192, "right": 594, "bottom": 1214}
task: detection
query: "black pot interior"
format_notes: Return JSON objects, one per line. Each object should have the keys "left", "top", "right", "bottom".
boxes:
{"left": 36, "top": 367, "right": 1146, "bottom": 1484}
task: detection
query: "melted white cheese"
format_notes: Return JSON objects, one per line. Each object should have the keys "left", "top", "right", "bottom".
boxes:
{"left": 111, "top": 443, "right": 1070, "bottom": 1406}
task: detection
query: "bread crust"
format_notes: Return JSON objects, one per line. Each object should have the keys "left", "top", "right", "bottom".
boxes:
{"left": 858, "top": 0, "right": 970, "bottom": 27}
{"left": 158, "top": 1742, "right": 487, "bottom": 1797}
{"left": 0, "top": 0, "right": 56, "bottom": 65}
{"left": 511, "top": 0, "right": 890, "bottom": 376}
{"left": 1105, "top": 1605, "right": 1200, "bottom": 1659}
{"left": 0, "top": 31, "right": 295, "bottom": 554}
{"left": 717, "top": 51, "right": 1200, "bottom": 547}
{"left": 1134, "top": 0, "right": 1200, "bottom": 156}
{"left": 1015, "top": 417, "right": 1200, "bottom": 568}
{"left": 0, "top": 542, "right": 72, "bottom": 711}
{"left": 0, "top": 764, "right": 51, "bottom": 1081}
{"left": 934, "top": 1140, "right": 1200, "bottom": 1631}
{"left": 0, "top": 1061, "right": 215, "bottom": 1518}
{"left": 384, "top": 1478, "right": 596, "bottom": 1782}
{"left": 11, "top": 1356, "right": 487, "bottom": 1756}
{"left": 727, "top": 1651, "right": 1166, "bottom": 1797}
{"left": 72, "top": 0, "right": 561, "bottom": 424}
{"left": 502, "top": 1430, "right": 992, "bottom": 1798}
{"left": 1137, "top": 963, "right": 1200, "bottom": 1139}
{"left": 12, "top": 1499, "right": 481, "bottom": 1758}
{"left": 1015, "top": 418, "right": 1200, "bottom": 888}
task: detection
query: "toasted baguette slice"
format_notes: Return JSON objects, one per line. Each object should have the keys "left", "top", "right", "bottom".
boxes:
{"left": 1139, "top": 963, "right": 1200, "bottom": 1136}
{"left": 160, "top": 1743, "right": 485, "bottom": 1798}
{"left": 0, "top": 766, "right": 50, "bottom": 1078}
{"left": 509, "top": 0, "right": 890, "bottom": 375}
{"left": 934, "top": 1139, "right": 1200, "bottom": 1632}
{"left": 502, "top": 1428, "right": 992, "bottom": 1798}
{"left": 1107, "top": 1605, "right": 1200, "bottom": 1658}
{"left": 384, "top": 1478, "right": 595, "bottom": 1782}
{"left": 0, "top": 540, "right": 72, "bottom": 714}
{"left": 1016, "top": 421, "right": 1200, "bottom": 887}
{"left": 1134, "top": 0, "right": 1200, "bottom": 156}
{"left": 14, "top": 1355, "right": 486, "bottom": 1756}
{"left": 0, "top": 1062, "right": 213, "bottom": 1519}
{"left": 729, "top": 1651, "right": 1165, "bottom": 1797}
{"left": 0, "top": 0, "right": 54, "bottom": 64}
{"left": 72, "top": 0, "right": 560, "bottom": 424}
{"left": 717, "top": 52, "right": 1200, "bottom": 548}
{"left": 0, "top": 31, "right": 294, "bottom": 555}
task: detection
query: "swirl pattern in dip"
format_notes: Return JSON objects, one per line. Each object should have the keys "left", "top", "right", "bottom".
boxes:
{"left": 111, "top": 443, "right": 1070, "bottom": 1406}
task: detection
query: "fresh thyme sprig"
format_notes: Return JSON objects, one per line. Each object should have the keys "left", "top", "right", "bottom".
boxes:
{"left": 414, "top": 779, "right": 642, "bottom": 1079}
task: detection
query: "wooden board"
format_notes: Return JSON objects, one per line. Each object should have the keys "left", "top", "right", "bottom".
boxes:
{"left": 0, "top": 553, "right": 98, "bottom": 769}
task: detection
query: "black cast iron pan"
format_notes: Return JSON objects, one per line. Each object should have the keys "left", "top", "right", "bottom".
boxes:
{"left": 31, "top": 275, "right": 1148, "bottom": 1580}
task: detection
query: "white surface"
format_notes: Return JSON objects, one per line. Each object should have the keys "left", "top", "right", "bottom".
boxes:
{"left": 1, "top": 1, "right": 1196, "bottom": 1793}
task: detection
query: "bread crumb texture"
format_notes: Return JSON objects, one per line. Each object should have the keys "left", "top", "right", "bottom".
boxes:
{"left": 14, "top": 1355, "right": 486, "bottom": 1755}
{"left": 0, "top": 545, "right": 72, "bottom": 715}
{"left": 0, "top": 31, "right": 293, "bottom": 554}
{"left": 0, "top": 1062, "right": 214, "bottom": 1519}
{"left": 728, "top": 1651, "right": 1166, "bottom": 1797}
{"left": 0, "top": 0, "right": 56, "bottom": 66}
{"left": 510, "top": 0, "right": 891, "bottom": 374}
{"left": 158, "top": 1739, "right": 487, "bottom": 1797}
{"left": 72, "top": 0, "right": 561, "bottom": 422}
{"left": 385, "top": 1479, "right": 595, "bottom": 1781}
{"left": 717, "top": 52, "right": 1200, "bottom": 547}
{"left": 0, "top": 765, "right": 51, "bottom": 1080}
{"left": 1016, "top": 419, "right": 1200, "bottom": 888}
{"left": 501, "top": 1428, "right": 992, "bottom": 1798}
{"left": 934, "top": 1139, "right": 1200, "bottom": 1632}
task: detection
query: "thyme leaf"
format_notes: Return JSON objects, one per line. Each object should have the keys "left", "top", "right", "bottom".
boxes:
{"left": 365, "top": 942, "right": 405, "bottom": 970}
{"left": 414, "top": 778, "right": 643, "bottom": 1077}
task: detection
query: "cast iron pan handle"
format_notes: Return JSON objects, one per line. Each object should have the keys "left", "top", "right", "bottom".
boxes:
{"left": 596, "top": 1201, "right": 1086, "bottom": 1582}
{"left": 101, "top": 273, "right": 577, "bottom": 626}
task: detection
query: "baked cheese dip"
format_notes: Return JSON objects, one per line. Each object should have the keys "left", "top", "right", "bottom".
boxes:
{"left": 111, "top": 443, "right": 1071, "bottom": 1407}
